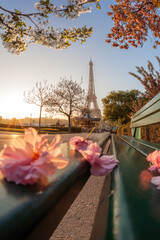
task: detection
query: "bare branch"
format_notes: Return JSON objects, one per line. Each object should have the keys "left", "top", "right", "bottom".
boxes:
{"left": 46, "top": 78, "right": 86, "bottom": 130}
{"left": 24, "top": 80, "right": 51, "bottom": 132}
{"left": 129, "top": 56, "right": 160, "bottom": 99}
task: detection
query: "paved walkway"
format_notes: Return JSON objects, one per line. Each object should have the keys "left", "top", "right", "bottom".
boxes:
{"left": 49, "top": 133, "right": 109, "bottom": 240}
{"left": 50, "top": 175, "right": 105, "bottom": 240}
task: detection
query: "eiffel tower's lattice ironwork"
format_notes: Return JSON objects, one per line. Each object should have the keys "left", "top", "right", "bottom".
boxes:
{"left": 86, "top": 60, "right": 101, "bottom": 119}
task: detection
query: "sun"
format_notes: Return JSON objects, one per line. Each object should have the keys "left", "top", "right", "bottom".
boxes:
{"left": 0, "top": 94, "right": 40, "bottom": 119}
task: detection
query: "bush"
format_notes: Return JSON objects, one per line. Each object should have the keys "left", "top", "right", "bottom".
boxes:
{"left": 40, "top": 128, "right": 59, "bottom": 132}
{"left": 141, "top": 123, "right": 160, "bottom": 144}
{"left": 40, "top": 126, "right": 81, "bottom": 133}
{"left": 117, "top": 122, "right": 160, "bottom": 144}
{"left": 0, "top": 127, "right": 24, "bottom": 133}
{"left": 70, "top": 126, "right": 81, "bottom": 133}
{"left": 117, "top": 122, "right": 131, "bottom": 136}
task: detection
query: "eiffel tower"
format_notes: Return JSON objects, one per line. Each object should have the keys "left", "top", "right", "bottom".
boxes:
{"left": 86, "top": 60, "right": 101, "bottom": 119}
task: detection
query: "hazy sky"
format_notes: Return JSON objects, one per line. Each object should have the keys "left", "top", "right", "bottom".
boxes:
{"left": 0, "top": 0, "right": 159, "bottom": 119}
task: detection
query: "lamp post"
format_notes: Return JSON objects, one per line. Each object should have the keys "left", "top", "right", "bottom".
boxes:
{"left": 30, "top": 114, "right": 32, "bottom": 126}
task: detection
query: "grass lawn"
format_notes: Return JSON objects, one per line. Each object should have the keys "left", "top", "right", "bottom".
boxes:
{"left": 0, "top": 127, "right": 68, "bottom": 134}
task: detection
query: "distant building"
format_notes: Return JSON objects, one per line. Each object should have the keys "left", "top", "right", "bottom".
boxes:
{"left": 79, "top": 110, "right": 100, "bottom": 132}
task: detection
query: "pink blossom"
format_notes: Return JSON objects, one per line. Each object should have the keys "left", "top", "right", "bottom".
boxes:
{"left": 90, "top": 155, "right": 119, "bottom": 176}
{"left": 69, "top": 136, "right": 92, "bottom": 151}
{"left": 146, "top": 150, "right": 160, "bottom": 173}
{"left": 151, "top": 176, "right": 160, "bottom": 189}
{"left": 69, "top": 135, "right": 118, "bottom": 176}
{"left": 79, "top": 142, "right": 102, "bottom": 164}
{"left": 0, "top": 128, "right": 68, "bottom": 185}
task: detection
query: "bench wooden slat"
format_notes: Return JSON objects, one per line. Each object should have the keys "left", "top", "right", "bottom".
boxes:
{"left": 131, "top": 92, "right": 160, "bottom": 128}
{"left": 119, "top": 135, "right": 160, "bottom": 157}
{"left": 106, "top": 135, "right": 135, "bottom": 240}
{"left": 131, "top": 111, "right": 160, "bottom": 128}
{"left": 90, "top": 94, "right": 160, "bottom": 239}
{"left": 122, "top": 135, "right": 160, "bottom": 151}
{"left": 107, "top": 135, "right": 160, "bottom": 240}
{"left": 133, "top": 93, "right": 160, "bottom": 118}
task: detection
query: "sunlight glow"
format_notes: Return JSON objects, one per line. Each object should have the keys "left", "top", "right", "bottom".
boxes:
{"left": 0, "top": 94, "right": 40, "bottom": 119}
{"left": 12, "top": 135, "right": 18, "bottom": 138}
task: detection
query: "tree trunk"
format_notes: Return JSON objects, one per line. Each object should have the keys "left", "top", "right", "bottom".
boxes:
{"left": 39, "top": 105, "right": 42, "bottom": 133}
{"left": 68, "top": 115, "right": 71, "bottom": 132}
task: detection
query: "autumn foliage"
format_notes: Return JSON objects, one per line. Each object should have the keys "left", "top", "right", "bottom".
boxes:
{"left": 129, "top": 56, "right": 160, "bottom": 99}
{"left": 107, "top": 0, "right": 160, "bottom": 49}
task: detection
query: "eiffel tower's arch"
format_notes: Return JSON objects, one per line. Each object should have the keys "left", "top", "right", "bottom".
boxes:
{"left": 86, "top": 60, "right": 101, "bottom": 119}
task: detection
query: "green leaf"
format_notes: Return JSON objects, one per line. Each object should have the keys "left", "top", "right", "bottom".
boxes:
{"left": 96, "top": 3, "right": 101, "bottom": 9}
{"left": 14, "top": 9, "right": 21, "bottom": 14}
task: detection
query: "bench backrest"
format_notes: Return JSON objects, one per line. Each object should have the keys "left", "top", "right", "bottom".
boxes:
{"left": 131, "top": 92, "right": 160, "bottom": 138}
{"left": 102, "top": 94, "right": 160, "bottom": 240}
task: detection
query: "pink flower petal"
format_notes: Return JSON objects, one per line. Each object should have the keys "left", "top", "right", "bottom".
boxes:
{"left": 69, "top": 136, "right": 119, "bottom": 177}
{"left": 0, "top": 128, "right": 68, "bottom": 185}
{"left": 0, "top": 144, "right": 30, "bottom": 160}
{"left": 147, "top": 150, "right": 160, "bottom": 171}
{"left": 151, "top": 176, "right": 160, "bottom": 189}
{"left": 148, "top": 165, "right": 157, "bottom": 171}
{"left": 69, "top": 136, "right": 89, "bottom": 151}
{"left": 90, "top": 155, "right": 119, "bottom": 176}
{"left": 80, "top": 142, "right": 102, "bottom": 164}
{"left": 48, "top": 134, "right": 62, "bottom": 156}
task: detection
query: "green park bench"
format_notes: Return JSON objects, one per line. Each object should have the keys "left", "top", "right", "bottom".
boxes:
{"left": 0, "top": 93, "right": 160, "bottom": 240}
{"left": 90, "top": 92, "right": 160, "bottom": 240}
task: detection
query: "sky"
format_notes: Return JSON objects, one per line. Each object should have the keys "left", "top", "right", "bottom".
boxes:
{"left": 0, "top": 0, "right": 159, "bottom": 119}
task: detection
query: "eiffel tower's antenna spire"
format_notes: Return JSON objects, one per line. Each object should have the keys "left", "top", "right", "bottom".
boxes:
{"left": 86, "top": 60, "right": 101, "bottom": 119}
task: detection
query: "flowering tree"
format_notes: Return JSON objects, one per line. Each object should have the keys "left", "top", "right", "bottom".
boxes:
{"left": 106, "top": 0, "right": 160, "bottom": 49}
{"left": 2, "top": 0, "right": 160, "bottom": 55}
{"left": 24, "top": 80, "right": 51, "bottom": 133}
{"left": 0, "top": 1, "right": 95, "bottom": 55}
{"left": 46, "top": 78, "right": 86, "bottom": 132}
{"left": 129, "top": 56, "right": 160, "bottom": 99}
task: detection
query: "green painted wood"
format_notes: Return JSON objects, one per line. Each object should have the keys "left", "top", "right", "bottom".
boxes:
{"left": 131, "top": 111, "right": 160, "bottom": 128}
{"left": 106, "top": 135, "right": 135, "bottom": 240}
{"left": 121, "top": 135, "right": 160, "bottom": 154}
{"left": 135, "top": 128, "right": 141, "bottom": 139}
{"left": 131, "top": 92, "right": 160, "bottom": 128}
{"left": 107, "top": 135, "right": 160, "bottom": 240}
{"left": 132, "top": 99, "right": 160, "bottom": 122}
{"left": 131, "top": 128, "right": 135, "bottom": 137}
{"left": 132, "top": 92, "right": 160, "bottom": 118}
{"left": 106, "top": 94, "right": 160, "bottom": 239}
{"left": 0, "top": 134, "right": 110, "bottom": 240}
